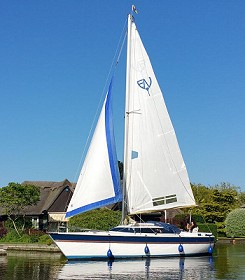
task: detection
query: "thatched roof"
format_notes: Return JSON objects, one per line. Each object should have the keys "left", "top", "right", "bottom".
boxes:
{"left": 0, "top": 179, "right": 75, "bottom": 216}
{"left": 22, "top": 179, "right": 75, "bottom": 215}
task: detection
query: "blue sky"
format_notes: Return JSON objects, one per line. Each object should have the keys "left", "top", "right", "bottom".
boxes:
{"left": 1, "top": 1, "right": 244, "bottom": 191}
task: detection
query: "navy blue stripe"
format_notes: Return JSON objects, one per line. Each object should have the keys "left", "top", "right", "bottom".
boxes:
{"left": 50, "top": 233, "right": 214, "bottom": 244}
{"left": 105, "top": 78, "right": 122, "bottom": 201}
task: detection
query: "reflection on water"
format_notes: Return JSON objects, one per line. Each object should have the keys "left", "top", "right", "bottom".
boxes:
{"left": 0, "top": 244, "right": 244, "bottom": 280}
{"left": 0, "top": 251, "right": 65, "bottom": 280}
{"left": 214, "top": 243, "right": 245, "bottom": 280}
{"left": 59, "top": 257, "right": 215, "bottom": 279}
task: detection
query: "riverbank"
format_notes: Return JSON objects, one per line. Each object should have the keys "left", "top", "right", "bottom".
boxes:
{"left": 0, "top": 248, "right": 7, "bottom": 255}
{"left": 0, "top": 243, "right": 61, "bottom": 255}
{"left": 217, "top": 237, "right": 245, "bottom": 244}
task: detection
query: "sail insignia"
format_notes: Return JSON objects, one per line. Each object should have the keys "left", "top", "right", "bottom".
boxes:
{"left": 137, "top": 77, "right": 152, "bottom": 95}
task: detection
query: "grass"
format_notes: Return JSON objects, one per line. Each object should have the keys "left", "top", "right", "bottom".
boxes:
{"left": 0, "top": 230, "right": 53, "bottom": 245}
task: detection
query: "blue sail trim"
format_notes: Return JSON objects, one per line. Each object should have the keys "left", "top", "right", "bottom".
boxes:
{"left": 66, "top": 78, "right": 122, "bottom": 219}
{"left": 105, "top": 78, "right": 122, "bottom": 201}
{"left": 66, "top": 195, "right": 121, "bottom": 218}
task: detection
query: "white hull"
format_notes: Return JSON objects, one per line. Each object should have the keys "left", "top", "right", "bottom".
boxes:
{"left": 50, "top": 230, "right": 214, "bottom": 260}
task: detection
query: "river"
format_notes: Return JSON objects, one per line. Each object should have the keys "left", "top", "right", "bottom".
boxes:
{"left": 0, "top": 243, "right": 244, "bottom": 279}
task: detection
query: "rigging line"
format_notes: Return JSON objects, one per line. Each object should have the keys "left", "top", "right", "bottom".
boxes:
{"left": 72, "top": 18, "right": 128, "bottom": 184}
{"left": 116, "top": 27, "right": 127, "bottom": 65}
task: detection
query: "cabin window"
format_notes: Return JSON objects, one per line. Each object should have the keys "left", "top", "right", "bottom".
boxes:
{"left": 110, "top": 227, "right": 134, "bottom": 233}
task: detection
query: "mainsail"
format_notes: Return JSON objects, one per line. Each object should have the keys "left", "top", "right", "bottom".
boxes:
{"left": 124, "top": 15, "right": 196, "bottom": 215}
{"left": 66, "top": 80, "right": 122, "bottom": 218}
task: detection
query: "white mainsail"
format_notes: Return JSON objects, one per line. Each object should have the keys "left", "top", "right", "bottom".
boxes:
{"left": 124, "top": 15, "right": 196, "bottom": 215}
{"left": 66, "top": 80, "right": 122, "bottom": 218}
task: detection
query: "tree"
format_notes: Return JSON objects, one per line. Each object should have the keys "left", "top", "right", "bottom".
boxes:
{"left": 190, "top": 182, "right": 244, "bottom": 236}
{"left": 0, "top": 182, "right": 40, "bottom": 236}
{"left": 238, "top": 191, "right": 245, "bottom": 205}
{"left": 191, "top": 183, "right": 212, "bottom": 204}
{"left": 225, "top": 208, "right": 245, "bottom": 238}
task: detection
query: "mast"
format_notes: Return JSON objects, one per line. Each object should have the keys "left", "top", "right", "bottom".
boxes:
{"left": 121, "top": 14, "right": 133, "bottom": 223}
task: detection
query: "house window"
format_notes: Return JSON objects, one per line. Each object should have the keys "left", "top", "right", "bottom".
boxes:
{"left": 32, "top": 217, "right": 39, "bottom": 229}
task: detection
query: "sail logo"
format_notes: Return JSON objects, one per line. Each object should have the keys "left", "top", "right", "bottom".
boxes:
{"left": 137, "top": 77, "right": 152, "bottom": 95}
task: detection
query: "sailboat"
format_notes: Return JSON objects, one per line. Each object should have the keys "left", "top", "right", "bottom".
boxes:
{"left": 50, "top": 9, "right": 215, "bottom": 260}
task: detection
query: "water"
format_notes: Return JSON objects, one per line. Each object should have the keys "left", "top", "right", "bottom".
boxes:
{"left": 0, "top": 243, "right": 244, "bottom": 279}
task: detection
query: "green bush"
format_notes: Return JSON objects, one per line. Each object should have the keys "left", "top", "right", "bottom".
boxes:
{"left": 225, "top": 208, "right": 245, "bottom": 238}
{"left": 26, "top": 229, "right": 44, "bottom": 243}
{"left": 0, "top": 229, "right": 53, "bottom": 244}
{"left": 4, "top": 217, "right": 32, "bottom": 231}
{"left": 19, "top": 234, "right": 32, "bottom": 243}
{"left": 214, "top": 221, "right": 226, "bottom": 237}
{"left": 0, "top": 230, "right": 21, "bottom": 242}
{"left": 69, "top": 208, "right": 121, "bottom": 231}
{"left": 38, "top": 234, "right": 53, "bottom": 245}
{"left": 0, "top": 230, "right": 33, "bottom": 243}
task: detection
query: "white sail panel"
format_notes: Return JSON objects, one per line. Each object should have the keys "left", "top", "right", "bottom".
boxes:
{"left": 66, "top": 81, "right": 122, "bottom": 218}
{"left": 125, "top": 18, "right": 196, "bottom": 215}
